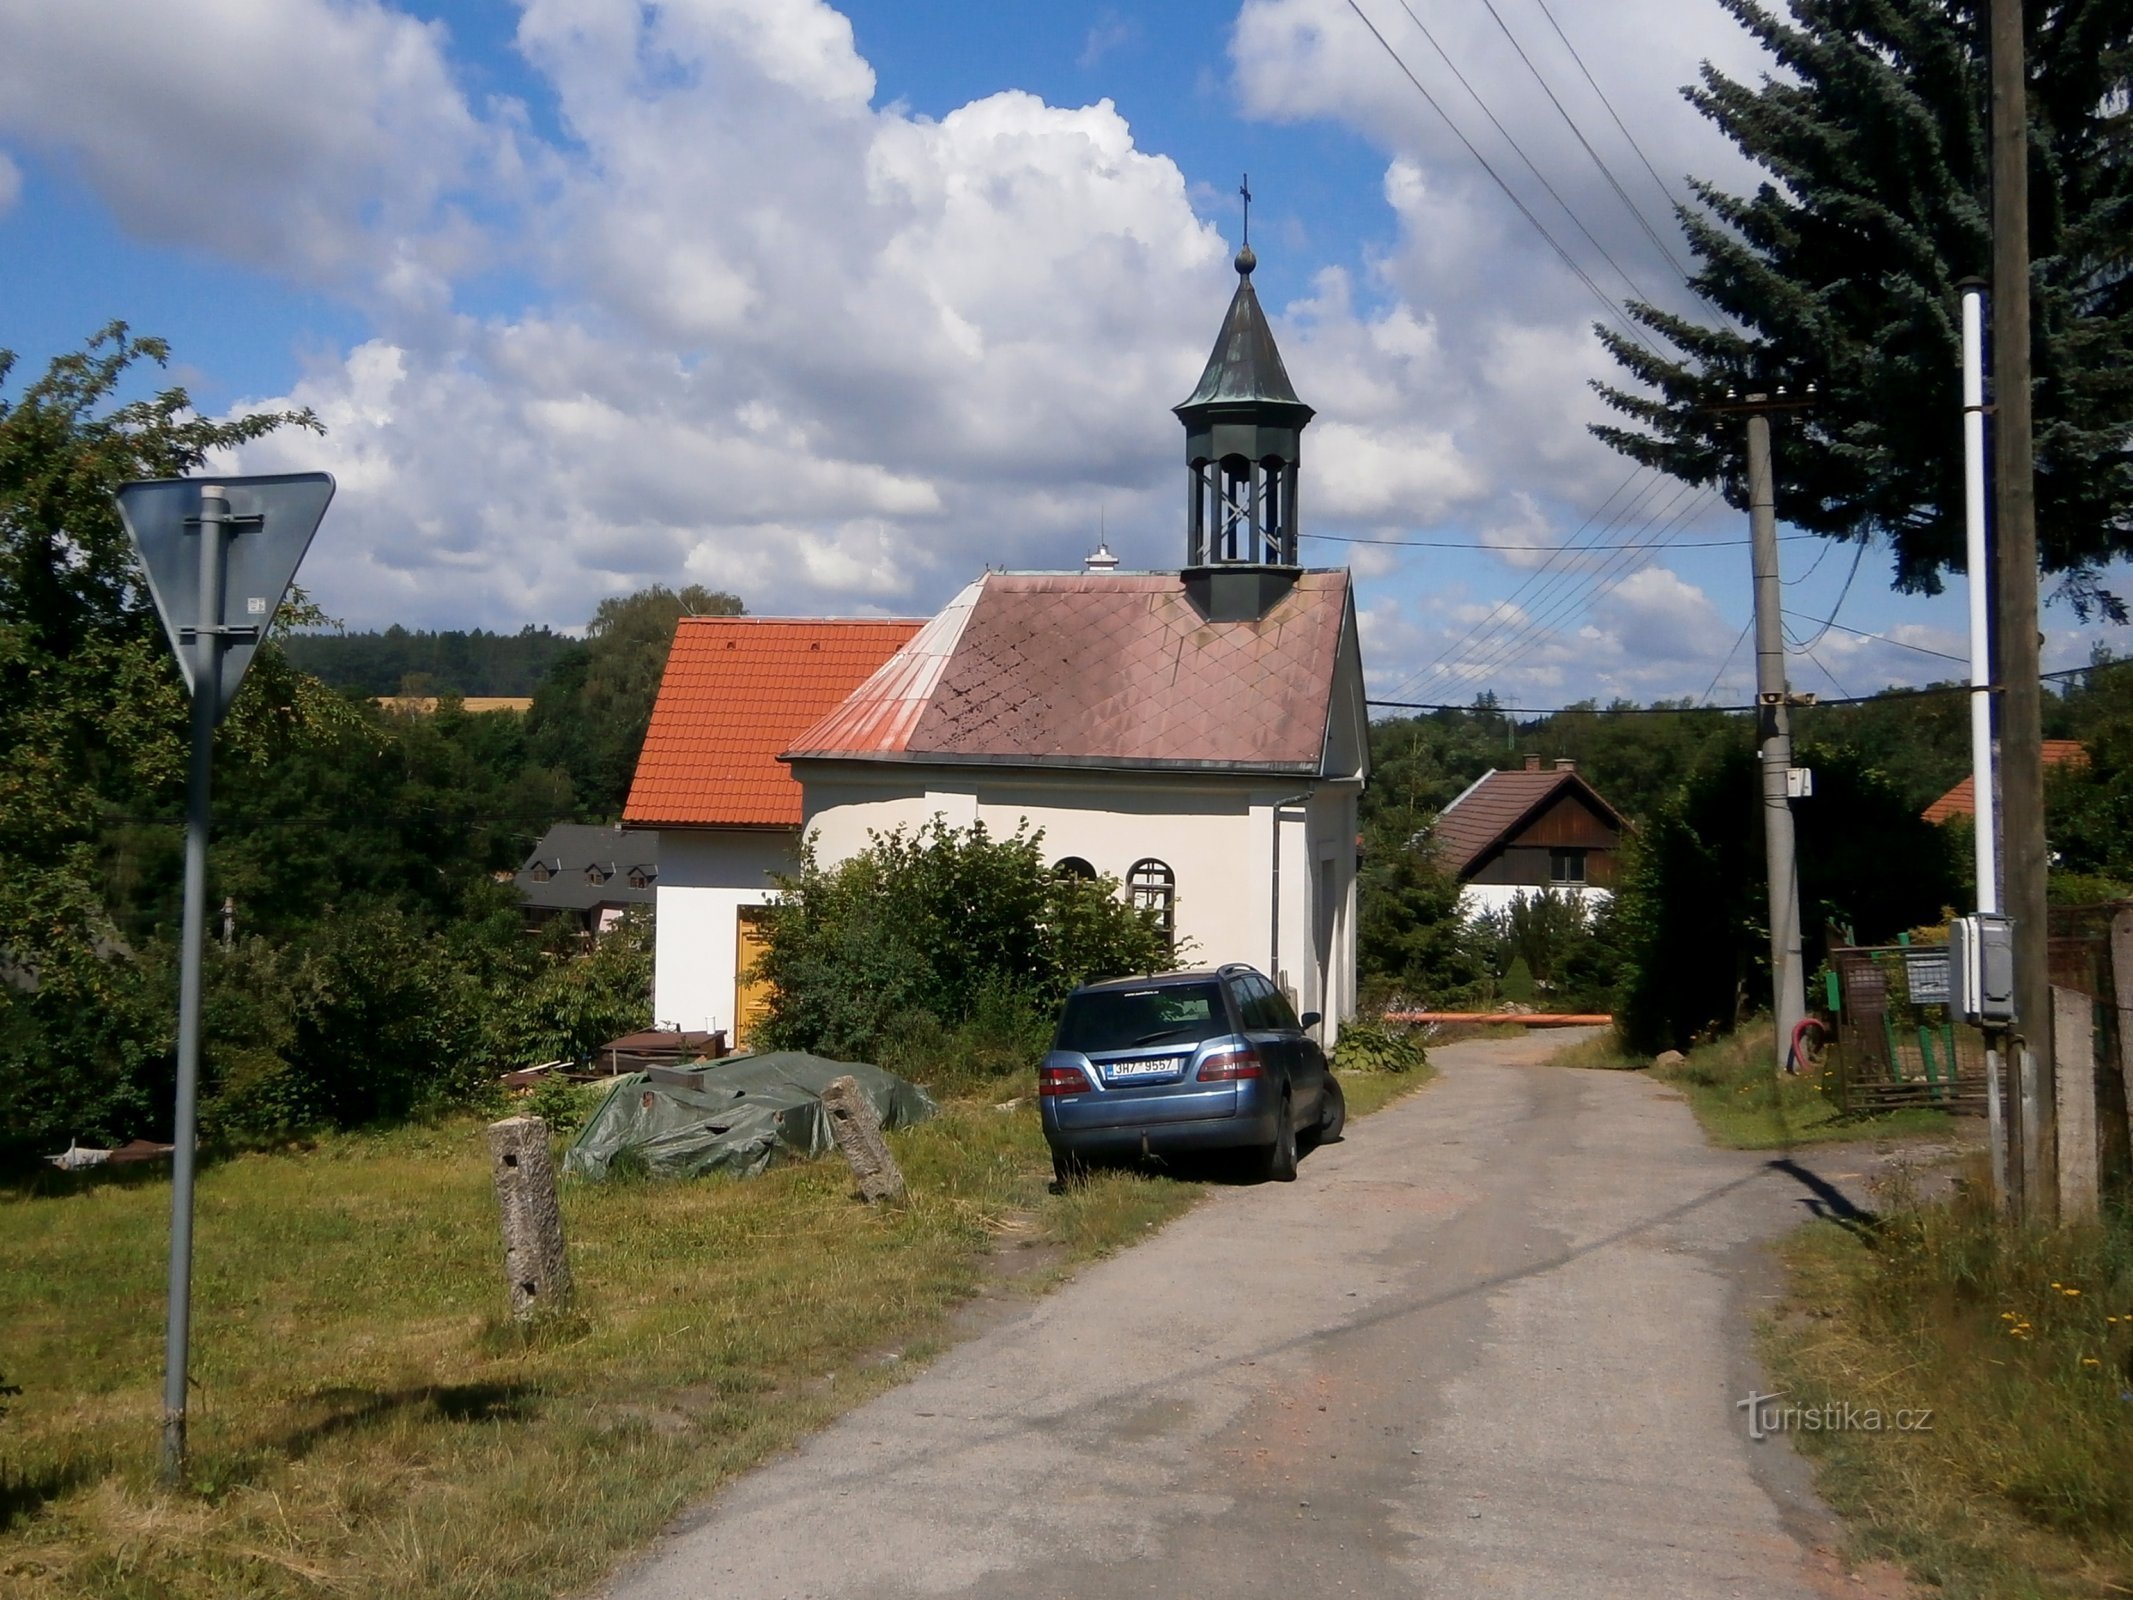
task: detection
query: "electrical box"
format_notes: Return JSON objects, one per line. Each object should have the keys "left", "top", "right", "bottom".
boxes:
{"left": 1786, "top": 766, "right": 1814, "bottom": 799}
{"left": 1950, "top": 913, "right": 2015, "bottom": 1025}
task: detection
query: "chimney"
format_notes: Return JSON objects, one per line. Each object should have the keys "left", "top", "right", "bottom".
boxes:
{"left": 1554, "top": 757, "right": 1576, "bottom": 773}
{"left": 1523, "top": 754, "right": 1542, "bottom": 772}
{"left": 1083, "top": 541, "right": 1120, "bottom": 574}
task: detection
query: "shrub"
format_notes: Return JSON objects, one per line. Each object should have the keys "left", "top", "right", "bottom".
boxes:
{"left": 1332, "top": 1017, "right": 1428, "bottom": 1074}
{"left": 755, "top": 819, "right": 1173, "bottom": 1066}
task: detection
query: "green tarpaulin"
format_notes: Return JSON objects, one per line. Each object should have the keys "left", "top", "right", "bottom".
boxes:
{"left": 562, "top": 1051, "right": 937, "bottom": 1181}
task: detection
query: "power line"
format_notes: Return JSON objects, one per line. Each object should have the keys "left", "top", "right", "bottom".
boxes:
{"left": 1783, "top": 539, "right": 1868, "bottom": 652}
{"left": 1339, "top": 0, "right": 1660, "bottom": 354}
{"left": 1780, "top": 610, "right": 1968, "bottom": 664}
{"left": 1472, "top": 0, "right": 1699, "bottom": 289}
{"left": 1412, "top": 485, "right": 1717, "bottom": 700}
{"left": 1530, "top": 0, "right": 1694, "bottom": 223}
{"left": 1366, "top": 655, "right": 2133, "bottom": 719}
{"left": 1378, "top": 462, "right": 1656, "bottom": 700}
{"left": 1399, "top": 480, "right": 1716, "bottom": 703}
{"left": 1700, "top": 618, "right": 1752, "bottom": 706}
{"left": 1299, "top": 529, "right": 1812, "bottom": 551}
{"left": 1383, "top": 0, "right": 1664, "bottom": 310}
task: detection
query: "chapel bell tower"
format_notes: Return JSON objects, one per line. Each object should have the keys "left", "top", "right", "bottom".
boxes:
{"left": 1174, "top": 238, "right": 1315, "bottom": 621}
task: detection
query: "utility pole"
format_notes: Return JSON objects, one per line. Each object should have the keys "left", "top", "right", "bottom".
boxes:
{"left": 1990, "top": 0, "right": 2053, "bottom": 1219}
{"left": 1717, "top": 385, "right": 1814, "bottom": 1077}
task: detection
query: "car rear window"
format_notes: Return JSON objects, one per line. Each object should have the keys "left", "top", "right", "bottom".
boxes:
{"left": 1055, "top": 983, "right": 1230, "bottom": 1054}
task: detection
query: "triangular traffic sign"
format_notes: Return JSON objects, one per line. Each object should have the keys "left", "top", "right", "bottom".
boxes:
{"left": 114, "top": 473, "right": 335, "bottom": 721}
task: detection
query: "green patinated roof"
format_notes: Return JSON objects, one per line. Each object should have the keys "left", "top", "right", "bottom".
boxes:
{"left": 1173, "top": 251, "right": 1314, "bottom": 419}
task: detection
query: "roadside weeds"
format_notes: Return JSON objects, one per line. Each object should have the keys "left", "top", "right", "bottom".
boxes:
{"left": 1759, "top": 1176, "right": 2133, "bottom": 1599}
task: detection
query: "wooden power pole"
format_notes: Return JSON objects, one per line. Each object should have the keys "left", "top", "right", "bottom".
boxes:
{"left": 1990, "top": 0, "right": 2053, "bottom": 1219}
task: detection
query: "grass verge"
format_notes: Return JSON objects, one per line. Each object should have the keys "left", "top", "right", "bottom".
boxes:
{"left": 1760, "top": 1182, "right": 2133, "bottom": 1597}
{"left": 0, "top": 1099, "right": 1192, "bottom": 1600}
{"left": 1339, "top": 1060, "right": 1439, "bottom": 1121}
{"left": 1549, "top": 1024, "right": 1954, "bottom": 1149}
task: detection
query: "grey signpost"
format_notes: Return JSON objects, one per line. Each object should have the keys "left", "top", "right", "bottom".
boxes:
{"left": 113, "top": 472, "right": 334, "bottom": 1483}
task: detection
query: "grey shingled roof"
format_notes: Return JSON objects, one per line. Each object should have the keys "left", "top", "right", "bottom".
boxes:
{"left": 517, "top": 823, "right": 659, "bottom": 913}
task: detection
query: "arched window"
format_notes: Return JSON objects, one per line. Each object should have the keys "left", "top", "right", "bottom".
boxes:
{"left": 1051, "top": 856, "right": 1097, "bottom": 881}
{"left": 1127, "top": 858, "right": 1176, "bottom": 943}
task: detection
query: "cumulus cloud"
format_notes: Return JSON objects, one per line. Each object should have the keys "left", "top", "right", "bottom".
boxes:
{"left": 0, "top": 0, "right": 499, "bottom": 304}
{"left": 11, "top": 0, "right": 1845, "bottom": 702}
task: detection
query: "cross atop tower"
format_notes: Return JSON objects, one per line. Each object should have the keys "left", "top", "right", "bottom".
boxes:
{"left": 1240, "top": 173, "right": 1252, "bottom": 248}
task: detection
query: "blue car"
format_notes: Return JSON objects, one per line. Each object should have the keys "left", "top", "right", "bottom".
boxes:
{"left": 1039, "top": 964, "right": 1344, "bottom": 1185}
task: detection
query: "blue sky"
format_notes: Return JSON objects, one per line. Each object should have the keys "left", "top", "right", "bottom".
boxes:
{"left": 0, "top": 0, "right": 2117, "bottom": 706}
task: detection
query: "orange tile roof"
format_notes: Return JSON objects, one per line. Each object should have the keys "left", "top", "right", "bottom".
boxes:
{"left": 1922, "top": 740, "right": 2087, "bottom": 823}
{"left": 624, "top": 617, "right": 922, "bottom": 828}
{"left": 785, "top": 570, "right": 1354, "bottom": 772}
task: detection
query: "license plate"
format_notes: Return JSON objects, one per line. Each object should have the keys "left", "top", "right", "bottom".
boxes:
{"left": 1107, "top": 1057, "right": 1177, "bottom": 1081}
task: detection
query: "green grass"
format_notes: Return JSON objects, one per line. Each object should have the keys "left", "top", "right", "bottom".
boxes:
{"left": 1761, "top": 1184, "right": 2133, "bottom": 1597}
{"left": 0, "top": 1100, "right": 1194, "bottom": 1600}
{"left": 0, "top": 1059, "right": 1432, "bottom": 1599}
{"left": 1338, "top": 1061, "right": 1439, "bottom": 1121}
{"left": 1548, "top": 1024, "right": 1954, "bottom": 1149}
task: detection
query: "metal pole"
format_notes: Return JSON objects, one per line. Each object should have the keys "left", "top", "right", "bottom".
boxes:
{"left": 161, "top": 483, "right": 227, "bottom": 1485}
{"left": 1747, "top": 413, "right": 1807, "bottom": 1074}
{"left": 1960, "top": 283, "right": 1999, "bottom": 917}
{"left": 1990, "top": 0, "right": 2052, "bottom": 1220}
{"left": 1961, "top": 281, "right": 2018, "bottom": 1215}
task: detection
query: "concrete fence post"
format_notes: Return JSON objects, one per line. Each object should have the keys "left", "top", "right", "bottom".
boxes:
{"left": 2052, "top": 987, "right": 2100, "bottom": 1224}
{"left": 487, "top": 1115, "right": 573, "bottom": 1320}
{"left": 821, "top": 1075, "right": 905, "bottom": 1204}
{"left": 2112, "top": 910, "right": 2133, "bottom": 1167}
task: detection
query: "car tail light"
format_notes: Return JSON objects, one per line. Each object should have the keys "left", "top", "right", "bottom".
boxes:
{"left": 1197, "top": 1046, "right": 1262, "bottom": 1081}
{"left": 1039, "top": 1065, "right": 1092, "bottom": 1096}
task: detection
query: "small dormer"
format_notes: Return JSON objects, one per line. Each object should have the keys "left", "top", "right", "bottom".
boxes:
{"left": 1175, "top": 243, "right": 1315, "bottom": 622}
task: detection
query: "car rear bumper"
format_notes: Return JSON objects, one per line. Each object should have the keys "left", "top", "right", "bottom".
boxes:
{"left": 1041, "top": 1086, "right": 1281, "bottom": 1158}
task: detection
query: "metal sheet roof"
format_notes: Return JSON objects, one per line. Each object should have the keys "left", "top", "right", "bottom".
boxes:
{"left": 784, "top": 570, "right": 1352, "bottom": 774}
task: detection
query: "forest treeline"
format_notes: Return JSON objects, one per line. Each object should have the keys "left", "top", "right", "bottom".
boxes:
{"left": 279, "top": 625, "right": 579, "bottom": 698}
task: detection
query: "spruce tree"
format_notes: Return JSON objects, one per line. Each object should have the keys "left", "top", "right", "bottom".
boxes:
{"left": 1593, "top": 0, "right": 2133, "bottom": 615}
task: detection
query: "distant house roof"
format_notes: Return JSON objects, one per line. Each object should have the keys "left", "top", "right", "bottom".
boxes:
{"left": 518, "top": 823, "right": 660, "bottom": 913}
{"left": 1432, "top": 759, "right": 1627, "bottom": 881}
{"left": 783, "top": 569, "right": 1360, "bottom": 775}
{"left": 625, "top": 617, "right": 923, "bottom": 828}
{"left": 1922, "top": 740, "right": 2088, "bottom": 823}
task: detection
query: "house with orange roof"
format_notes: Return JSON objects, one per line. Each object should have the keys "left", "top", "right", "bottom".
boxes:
{"left": 624, "top": 616, "right": 921, "bottom": 1046}
{"left": 1921, "top": 740, "right": 2087, "bottom": 824}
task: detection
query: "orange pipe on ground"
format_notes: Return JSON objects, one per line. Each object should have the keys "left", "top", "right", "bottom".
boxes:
{"left": 1382, "top": 1012, "right": 1612, "bottom": 1028}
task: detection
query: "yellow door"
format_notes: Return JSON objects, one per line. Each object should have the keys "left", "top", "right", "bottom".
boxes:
{"left": 734, "top": 906, "right": 773, "bottom": 1051}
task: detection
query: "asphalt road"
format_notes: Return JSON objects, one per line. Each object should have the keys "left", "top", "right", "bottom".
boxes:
{"left": 604, "top": 1030, "right": 1901, "bottom": 1600}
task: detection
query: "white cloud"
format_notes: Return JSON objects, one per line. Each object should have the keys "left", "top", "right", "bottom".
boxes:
{"left": 0, "top": 151, "right": 20, "bottom": 219}
{"left": 11, "top": 0, "right": 1872, "bottom": 704}
{"left": 0, "top": 0, "right": 497, "bottom": 303}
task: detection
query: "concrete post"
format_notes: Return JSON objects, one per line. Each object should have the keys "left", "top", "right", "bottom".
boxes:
{"left": 2112, "top": 910, "right": 2133, "bottom": 1166}
{"left": 487, "top": 1116, "right": 572, "bottom": 1320}
{"left": 2053, "top": 987, "right": 2099, "bottom": 1223}
{"left": 821, "top": 1076, "right": 905, "bottom": 1204}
